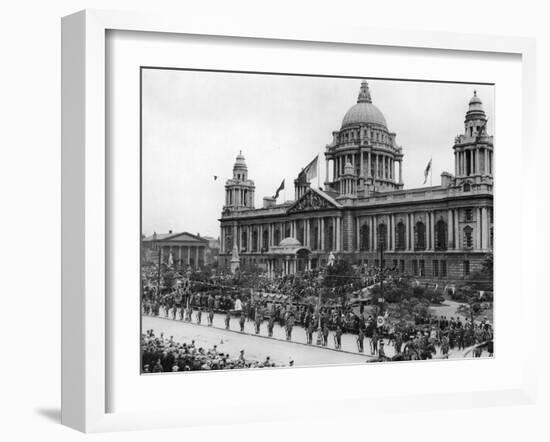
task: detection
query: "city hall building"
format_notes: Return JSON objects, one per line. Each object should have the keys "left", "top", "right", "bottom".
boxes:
{"left": 219, "top": 81, "right": 493, "bottom": 281}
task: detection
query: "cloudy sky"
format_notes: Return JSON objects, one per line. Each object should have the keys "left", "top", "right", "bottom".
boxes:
{"left": 141, "top": 69, "right": 494, "bottom": 238}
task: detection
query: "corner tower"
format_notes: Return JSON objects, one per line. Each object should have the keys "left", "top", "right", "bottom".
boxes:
{"left": 224, "top": 151, "right": 255, "bottom": 211}
{"left": 452, "top": 91, "right": 494, "bottom": 189}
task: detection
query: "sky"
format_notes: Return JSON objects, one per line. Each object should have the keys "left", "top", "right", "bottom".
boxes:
{"left": 141, "top": 69, "right": 494, "bottom": 239}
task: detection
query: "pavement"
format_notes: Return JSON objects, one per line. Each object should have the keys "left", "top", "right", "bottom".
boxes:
{"left": 142, "top": 315, "right": 368, "bottom": 367}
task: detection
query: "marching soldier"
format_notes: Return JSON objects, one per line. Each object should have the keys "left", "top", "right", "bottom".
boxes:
{"left": 307, "top": 322, "right": 314, "bottom": 345}
{"left": 225, "top": 310, "right": 231, "bottom": 330}
{"left": 254, "top": 309, "right": 262, "bottom": 334}
{"left": 322, "top": 323, "right": 329, "bottom": 346}
{"left": 267, "top": 314, "right": 275, "bottom": 337}
{"left": 335, "top": 325, "right": 342, "bottom": 350}
{"left": 357, "top": 328, "right": 365, "bottom": 353}
{"left": 286, "top": 315, "right": 294, "bottom": 341}
{"left": 239, "top": 311, "right": 246, "bottom": 332}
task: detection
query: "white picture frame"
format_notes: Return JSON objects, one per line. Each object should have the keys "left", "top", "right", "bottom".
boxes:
{"left": 61, "top": 9, "right": 537, "bottom": 433}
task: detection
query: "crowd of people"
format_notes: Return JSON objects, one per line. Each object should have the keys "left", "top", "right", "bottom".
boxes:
{"left": 141, "top": 329, "right": 289, "bottom": 372}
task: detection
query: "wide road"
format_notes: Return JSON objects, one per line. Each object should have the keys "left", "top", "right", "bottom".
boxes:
{"left": 142, "top": 315, "right": 369, "bottom": 367}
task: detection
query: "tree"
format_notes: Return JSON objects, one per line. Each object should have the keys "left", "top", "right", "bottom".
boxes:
{"left": 323, "top": 259, "right": 355, "bottom": 288}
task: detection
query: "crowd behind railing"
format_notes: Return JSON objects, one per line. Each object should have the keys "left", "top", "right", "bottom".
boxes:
{"left": 141, "top": 330, "right": 288, "bottom": 372}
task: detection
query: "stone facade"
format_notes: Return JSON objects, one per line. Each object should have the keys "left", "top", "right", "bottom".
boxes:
{"left": 219, "top": 82, "right": 493, "bottom": 281}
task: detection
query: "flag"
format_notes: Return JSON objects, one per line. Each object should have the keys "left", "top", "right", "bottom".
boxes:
{"left": 423, "top": 158, "right": 432, "bottom": 184}
{"left": 302, "top": 155, "right": 319, "bottom": 182}
{"left": 273, "top": 179, "right": 285, "bottom": 199}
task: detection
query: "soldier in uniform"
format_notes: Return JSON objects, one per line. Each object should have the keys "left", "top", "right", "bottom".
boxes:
{"left": 307, "top": 322, "right": 314, "bottom": 345}
{"left": 225, "top": 310, "right": 231, "bottom": 330}
{"left": 335, "top": 325, "right": 342, "bottom": 350}
{"left": 357, "top": 328, "right": 365, "bottom": 353}
{"left": 239, "top": 311, "right": 246, "bottom": 332}
{"left": 254, "top": 309, "right": 262, "bottom": 334}
{"left": 322, "top": 323, "right": 329, "bottom": 346}
{"left": 267, "top": 314, "right": 275, "bottom": 337}
{"left": 196, "top": 307, "right": 202, "bottom": 325}
{"left": 208, "top": 308, "right": 214, "bottom": 326}
{"left": 286, "top": 315, "right": 294, "bottom": 341}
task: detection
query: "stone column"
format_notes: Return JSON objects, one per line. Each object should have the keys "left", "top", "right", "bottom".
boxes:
{"left": 405, "top": 214, "right": 410, "bottom": 250}
{"left": 481, "top": 207, "right": 489, "bottom": 250}
{"left": 391, "top": 214, "right": 396, "bottom": 251}
{"left": 430, "top": 212, "right": 435, "bottom": 251}
{"left": 367, "top": 152, "right": 371, "bottom": 178}
{"left": 375, "top": 217, "right": 379, "bottom": 250}
{"left": 447, "top": 209, "right": 453, "bottom": 249}
{"left": 356, "top": 217, "right": 360, "bottom": 251}
{"left": 178, "top": 246, "right": 182, "bottom": 267}
{"left": 476, "top": 207, "right": 482, "bottom": 250}
{"left": 326, "top": 159, "right": 329, "bottom": 183}
{"left": 186, "top": 246, "right": 191, "bottom": 265}
{"left": 320, "top": 218, "right": 325, "bottom": 251}
{"left": 386, "top": 215, "right": 390, "bottom": 250}
{"left": 397, "top": 160, "right": 402, "bottom": 183}
{"left": 336, "top": 217, "right": 341, "bottom": 251}
{"left": 454, "top": 209, "right": 460, "bottom": 250}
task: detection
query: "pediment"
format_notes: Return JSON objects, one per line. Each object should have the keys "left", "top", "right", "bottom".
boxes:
{"left": 286, "top": 188, "right": 341, "bottom": 214}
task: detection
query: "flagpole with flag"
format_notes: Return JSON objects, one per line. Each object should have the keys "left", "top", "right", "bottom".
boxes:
{"left": 423, "top": 157, "right": 432, "bottom": 186}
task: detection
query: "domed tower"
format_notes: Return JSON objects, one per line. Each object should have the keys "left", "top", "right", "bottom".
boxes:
{"left": 224, "top": 151, "right": 255, "bottom": 211}
{"left": 452, "top": 91, "right": 493, "bottom": 188}
{"left": 324, "top": 80, "right": 404, "bottom": 196}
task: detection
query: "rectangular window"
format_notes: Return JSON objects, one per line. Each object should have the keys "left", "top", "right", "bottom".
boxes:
{"left": 433, "top": 260, "right": 439, "bottom": 277}
{"left": 412, "top": 260, "right": 418, "bottom": 276}
{"left": 441, "top": 260, "right": 447, "bottom": 277}
{"left": 464, "top": 208, "right": 473, "bottom": 222}
{"left": 374, "top": 259, "right": 379, "bottom": 267}
{"left": 392, "top": 259, "right": 398, "bottom": 269}
{"left": 463, "top": 260, "right": 470, "bottom": 275}
{"left": 400, "top": 260, "right": 405, "bottom": 273}
{"left": 419, "top": 260, "right": 425, "bottom": 276}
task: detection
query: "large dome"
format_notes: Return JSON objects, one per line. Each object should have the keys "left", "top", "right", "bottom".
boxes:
{"left": 341, "top": 81, "right": 387, "bottom": 129}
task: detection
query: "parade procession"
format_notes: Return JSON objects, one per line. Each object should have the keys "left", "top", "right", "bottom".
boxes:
{"left": 141, "top": 77, "right": 494, "bottom": 373}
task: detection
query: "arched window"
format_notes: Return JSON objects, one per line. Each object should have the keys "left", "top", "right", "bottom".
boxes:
{"left": 415, "top": 221, "right": 426, "bottom": 250}
{"left": 241, "top": 230, "right": 247, "bottom": 251}
{"left": 274, "top": 228, "right": 281, "bottom": 246}
{"left": 360, "top": 224, "right": 369, "bottom": 251}
{"left": 435, "top": 219, "right": 447, "bottom": 250}
{"left": 262, "top": 229, "right": 269, "bottom": 251}
{"left": 252, "top": 230, "right": 258, "bottom": 252}
{"left": 463, "top": 226, "right": 473, "bottom": 249}
{"left": 378, "top": 224, "right": 387, "bottom": 250}
{"left": 395, "top": 221, "right": 406, "bottom": 250}
{"left": 463, "top": 183, "right": 471, "bottom": 192}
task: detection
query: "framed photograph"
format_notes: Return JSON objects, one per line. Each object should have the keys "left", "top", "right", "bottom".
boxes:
{"left": 61, "top": 9, "right": 537, "bottom": 432}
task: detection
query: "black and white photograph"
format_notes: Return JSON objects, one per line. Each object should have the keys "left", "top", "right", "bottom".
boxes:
{"left": 140, "top": 69, "right": 495, "bottom": 373}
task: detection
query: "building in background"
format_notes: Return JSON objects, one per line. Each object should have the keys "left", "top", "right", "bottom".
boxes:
{"left": 219, "top": 81, "right": 493, "bottom": 281}
{"left": 142, "top": 231, "right": 219, "bottom": 269}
